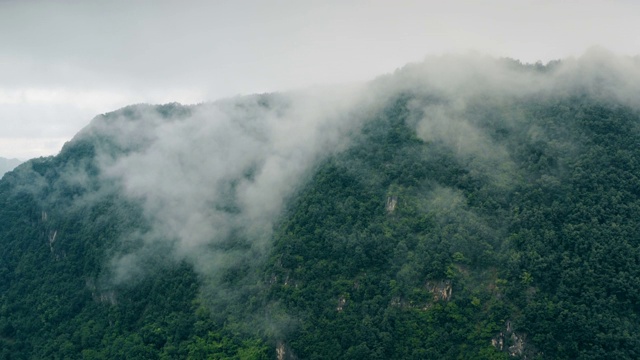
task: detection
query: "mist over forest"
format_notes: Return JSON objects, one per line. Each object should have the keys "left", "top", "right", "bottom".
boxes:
{"left": 2, "top": 49, "right": 640, "bottom": 359}
{"left": 0, "top": 157, "right": 22, "bottom": 177}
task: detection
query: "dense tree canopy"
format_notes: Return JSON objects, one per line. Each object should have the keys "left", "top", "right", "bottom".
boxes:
{"left": 2, "top": 57, "right": 640, "bottom": 359}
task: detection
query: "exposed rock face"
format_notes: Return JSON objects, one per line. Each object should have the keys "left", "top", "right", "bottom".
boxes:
{"left": 509, "top": 332, "right": 526, "bottom": 357}
{"left": 276, "top": 341, "right": 297, "bottom": 360}
{"left": 491, "top": 333, "right": 504, "bottom": 351}
{"left": 386, "top": 196, "right": 398, "bottom": 213}
{"left": 337, "top": 296, "right": 347, "bottom": 312}
{"left": 425, "top": 279, "right": 452, "bottom": 301}
{"left": 277, "top": 342, "right": 285, "bottom": 360}
{"left": 491, "top": 320, "right": 534, "bottom": 359}
{"left": 389, "top": 279, "right": 453, "bottom": 311}
{"left": 48, "top": 230, "right": 57, "bottom": 252}
{"left": 85, "top": 278, "right": 118, "bottom": 305}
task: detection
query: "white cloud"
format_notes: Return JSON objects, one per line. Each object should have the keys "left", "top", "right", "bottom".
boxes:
{"left": 95, "top": 84, "right": 370, "bottom": 283}
{"left": 0, "top": 88, "right": 127, "bottom": 107}
{"left": 0, "top": 137, "right": 69, "bottom": 160}
{"left": 1, "top": 0, "right": 640, "bottom": 158}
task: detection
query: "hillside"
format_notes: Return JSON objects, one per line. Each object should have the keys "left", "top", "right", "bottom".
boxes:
{"left": 1, "top": 50, "right": 640, "bottom": 359}
{"left": 0, "top": 157, "right": 22, "bottom": 178}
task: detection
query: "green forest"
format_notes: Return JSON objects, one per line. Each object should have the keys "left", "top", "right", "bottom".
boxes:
{"left": 1, "top": 57, "right": 640, "bottom": 359}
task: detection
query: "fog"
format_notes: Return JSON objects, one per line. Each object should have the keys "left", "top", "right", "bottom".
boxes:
{"left": 0, "top": 157, "right": 22, "bottom": 178}
{"left": 4, "top": 1, "right": 640, "bottom": 160}
{"left": 5, "top": 50, "right": 636, "bottom": 337}
{"left": 69, "top": 49, "right": 638, "bottom": 287}
{"left": 89, "top": 87, "right": 372, "bottom": 287}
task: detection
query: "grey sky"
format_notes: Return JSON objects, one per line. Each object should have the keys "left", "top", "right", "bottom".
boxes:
{"left": 1, "top": 0, "right": 638, "bottom": 159}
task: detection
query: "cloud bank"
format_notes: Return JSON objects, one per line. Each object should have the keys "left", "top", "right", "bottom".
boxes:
{"left": 41, "top": 50, "right": 638, "bottom": 310}
{"left": 4, "top": 0, "right": 640, "bottom": 160}
{"left": 90, "top": 86, "right": 370, "bottom": 286}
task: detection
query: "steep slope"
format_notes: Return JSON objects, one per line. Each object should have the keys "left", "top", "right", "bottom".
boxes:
{"left": 0, "top": 104, "right": 271, "bottom": 359}
{"left": 2, "top": 51, "right": 640, "bottom": 359}
{"left": 0, "top": 157, "right": 22, "bottom": 177}
{"left": 265, "top": 92, "right": 640, "bottom": 359}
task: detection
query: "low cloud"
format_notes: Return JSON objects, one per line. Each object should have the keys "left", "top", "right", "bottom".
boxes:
{"left": 93, "top": 85, "right": 370, "bottom": 285}
{"left": 6, "top": 49, "right": 632, "bottom": 335}
{"left": 84, "top": 50, "right": 640, "bottom": 286}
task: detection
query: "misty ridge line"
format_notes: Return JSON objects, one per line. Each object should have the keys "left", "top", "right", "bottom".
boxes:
{"left": 0, "top": 157, "right": 22, "bottom": 178}
{"left": 8, "top": 48, "right": 639, "bottom": 293}
{"left": 88, "top": 86, "right": 374, "bottom": 285}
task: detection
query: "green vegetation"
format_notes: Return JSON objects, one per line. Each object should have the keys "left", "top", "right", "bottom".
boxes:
{"left": 2, "top": 59, "right": 640, "bottom": 359}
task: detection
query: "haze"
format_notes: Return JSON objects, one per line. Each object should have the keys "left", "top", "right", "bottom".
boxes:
{"left": 1, "top": 0, "right": 639, "bottom": 159}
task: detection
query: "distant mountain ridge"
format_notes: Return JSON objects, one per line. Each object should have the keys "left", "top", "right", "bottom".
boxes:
{"left": 0, "top": 157, "right": 22, "bottom": 177}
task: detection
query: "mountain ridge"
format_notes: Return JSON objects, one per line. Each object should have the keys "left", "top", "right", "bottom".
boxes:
{"left": 0, "top": 157, "right": 22, "bottom": 177}
{"left": 2, "top": 52, "right": 640, "bottom": 359}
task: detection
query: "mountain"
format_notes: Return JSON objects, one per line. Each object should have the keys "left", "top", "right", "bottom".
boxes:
{"left": 0, "top": 157, "right": 22, "bottom": 177}
{"left": 2, "top": 50, "right": 640, "bottom": 359}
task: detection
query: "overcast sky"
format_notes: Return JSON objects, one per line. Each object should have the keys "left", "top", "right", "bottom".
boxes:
{"left": 1, "top": 0, "right": 639, "bottom": 160}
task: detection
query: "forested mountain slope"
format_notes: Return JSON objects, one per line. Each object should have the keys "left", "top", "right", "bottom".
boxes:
{"left": 0, "top": 157, "right": 22, "bottom": 178}
{"left": 2, "top": 50, "right": 640, "bottom": 359}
